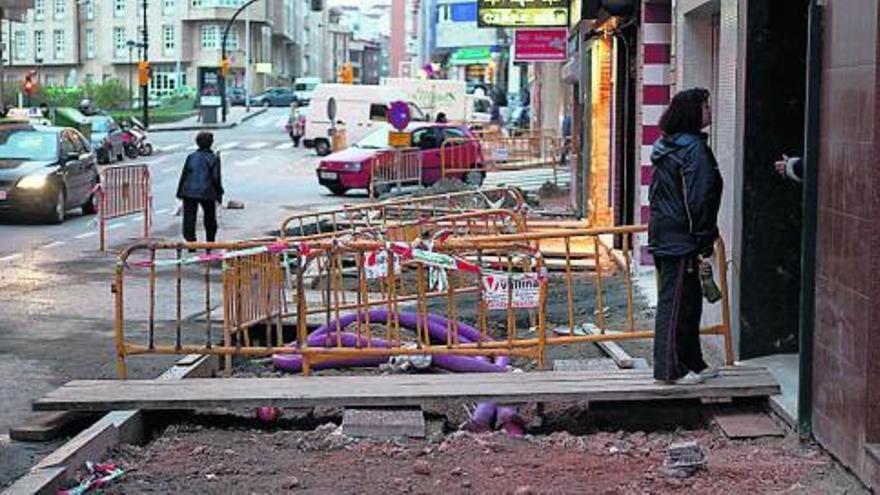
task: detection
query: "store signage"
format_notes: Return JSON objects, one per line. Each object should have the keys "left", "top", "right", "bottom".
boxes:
{"left": 477, "top": 0, "right": 570, "bottom": 28}
{"left": 198, "top": 67, "right": 221, "bottom": 107}
{"left": 514, "top": 28, "right": 568, "bottom": 62}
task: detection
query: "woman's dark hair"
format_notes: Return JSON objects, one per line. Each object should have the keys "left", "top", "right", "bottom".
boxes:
{"left": 658, "top": 88, "right": 710, "bottom": 136}
{"left": 195, "top": 131, "right": 214, "bottom": 150}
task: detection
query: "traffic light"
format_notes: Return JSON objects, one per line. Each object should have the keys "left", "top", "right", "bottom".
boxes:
{"left": 23, "top": 71, "right": 36, "bottom": 96}
{"left": 343, "top": 62, "right": 354, "bottom": 84}
{"left": 138, "top": 61, "right": 150, "bottom": 86}
{"left": 219, "top": 57, "right": 230, "bottom": 78}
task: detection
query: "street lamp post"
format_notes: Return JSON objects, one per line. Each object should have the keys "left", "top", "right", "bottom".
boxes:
{"left": 221, "top": 0, "right": 260, "bottom": 123}
{"left": 126, "top": 40, "right": 136, "bottom": 111}
{"left": 141, "top": 0, "right": 149, "bottom": 127}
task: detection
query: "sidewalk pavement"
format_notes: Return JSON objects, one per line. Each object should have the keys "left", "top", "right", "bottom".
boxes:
{"left": 150, "top": 106, "right": 270, "bottom": 132}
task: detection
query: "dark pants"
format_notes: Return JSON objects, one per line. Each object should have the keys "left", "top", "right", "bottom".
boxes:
{"left": 653, "top": 255, "right": 708, "bottom": 381}
{"left": 182, "top": 198, "right": 217, "bottom": 243}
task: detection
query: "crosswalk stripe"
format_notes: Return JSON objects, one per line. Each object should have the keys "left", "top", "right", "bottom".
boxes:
{"left": 275, "top": 142, "right": 292, "bottom": 150}
{"left": 217, "top": 141, "right": 239, "bottom": 151}
{"left": 246, "top": 142, "right": 268, "bottom": 150}
{"left": 161, "top": 143, "right": 183, "bottom": 152}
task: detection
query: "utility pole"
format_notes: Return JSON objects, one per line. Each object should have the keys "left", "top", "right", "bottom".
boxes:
{"left": 245, "top": 5, "right": 250, "bottom": 112}
{"left": 127, "top": 40, "right": 135, "bottom": 111}
{"left": 141, "top": 0, "right": 149, "bottom": 127}
{"left": 0, "top": 8, "right": 5, "bottom": 111}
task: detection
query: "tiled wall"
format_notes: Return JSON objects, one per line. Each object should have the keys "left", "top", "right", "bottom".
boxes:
{"left": 814, "top": 0, "right": 879, "bottom": 489}
{"left": 637, "top": 0, "right": 672, "bottom": 266}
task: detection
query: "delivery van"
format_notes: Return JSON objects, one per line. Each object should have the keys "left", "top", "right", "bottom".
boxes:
{"left": 303, "top": 83, "right": 428, "bottom": 156}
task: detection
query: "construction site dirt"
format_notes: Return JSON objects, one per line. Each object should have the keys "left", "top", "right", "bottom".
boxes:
{"left": 94, "top": 409, "right": 868, "bottom": 494}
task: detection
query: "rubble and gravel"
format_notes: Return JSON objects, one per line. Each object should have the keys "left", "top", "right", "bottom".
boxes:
{"left": 100, "top": 414, "right": 869, "bottom": 494}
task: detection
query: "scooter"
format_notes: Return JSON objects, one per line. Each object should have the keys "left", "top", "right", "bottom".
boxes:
{"left": 121, "top": 117, "right": 154, "bottom": 157}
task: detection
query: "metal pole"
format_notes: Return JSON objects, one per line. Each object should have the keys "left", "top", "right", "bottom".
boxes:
{"left": 245, "top": 5, "right": 250, "bottom": 112}
{"left": 0, "top": 8, "right": 5, "bottom": 111}
{"left": 220, "top": 0, "right": 259, "bottom": 124}
{"left": 141, "top": 0, "right": 149, "bottom": 127}
{"left": 128, "top": 45, "right": 133, "bottom": 111}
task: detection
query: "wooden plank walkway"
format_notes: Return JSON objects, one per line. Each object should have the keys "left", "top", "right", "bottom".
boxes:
{"left": 34, "top": 367, "right": 778, "bottom": 413}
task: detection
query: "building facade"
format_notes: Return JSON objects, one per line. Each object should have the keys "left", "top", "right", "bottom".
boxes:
{"left": 2, "top": 0, "right": 318, "bottom": 97}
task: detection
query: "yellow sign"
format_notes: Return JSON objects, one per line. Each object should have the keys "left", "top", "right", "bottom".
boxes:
{"left": 254, "top": 63, "right": 272, "bottom": 74}
{"left": 388, "top": 131, "right": 412, "bottom": 148}
{"left": 477, "top": 0, "right": 570, "bottom": 28}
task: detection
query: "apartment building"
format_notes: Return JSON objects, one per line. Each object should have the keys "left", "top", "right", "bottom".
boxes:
{"left": 2, "top": 0, "right": 312, "bottom": 97}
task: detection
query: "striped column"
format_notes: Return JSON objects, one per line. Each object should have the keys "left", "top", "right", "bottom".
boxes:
{"left": 638, "top": 1, "right": 672, "bottom": 266}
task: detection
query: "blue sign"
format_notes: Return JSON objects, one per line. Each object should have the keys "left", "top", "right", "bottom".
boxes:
{"left": 451, "top": 2, "right": 478, "bottom": 22}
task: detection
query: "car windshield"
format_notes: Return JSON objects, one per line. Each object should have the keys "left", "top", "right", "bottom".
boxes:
{"left": 473, "top": 99, "right": 491, "bottom": 113}
{"left": 295, "top": 83, "right": 315, "bottom": 91}
{"left": 355, "top": 127, "right": 390, "bottom": 149}
{"left": 91, "top": 117, "right": 112, "bottom": 132}
{"left": 0, "top": 129, "right": 56, "bottom": 161}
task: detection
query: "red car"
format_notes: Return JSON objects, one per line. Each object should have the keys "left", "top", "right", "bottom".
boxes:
{"left": 316, "top": 123, "right": 485, "bottom": 196}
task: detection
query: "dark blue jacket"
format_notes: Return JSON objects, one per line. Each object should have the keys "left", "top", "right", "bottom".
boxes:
{"left": 177, "top": 149, "right": 224, "bottom": 202}
{"left": 648, "top": 132, "right": 723, "bottom": 258}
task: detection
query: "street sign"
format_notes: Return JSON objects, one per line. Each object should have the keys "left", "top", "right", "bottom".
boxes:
{"left": 477, "top": 0, "right": 570, "bottom": 28}
{"left": 387, "top": 101, "right": 411, "bottom": 131}
{"left": 389, "top": 131, "right": 412, "bottom": 148}
{"left": 514, "top": 29, "right": 569, "bottom": 62}
{"left": 327, "top": 97, "right": 337, "bottom": 122}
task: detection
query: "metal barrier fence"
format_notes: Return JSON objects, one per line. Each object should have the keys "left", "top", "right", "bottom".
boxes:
{"left": 440, "top": 133, "right": 570, "bottom": 181}
{"left": 113, "top": 225, "right": 732, "bottom": 378}
{"left": 97, "top": 164, "right": 151, "bottom": 251}
{"left": 369, "top": 147, "right": 423, "bottom": 198}
{"left": 278, "top": 187, "right": 527, "bottom": 241}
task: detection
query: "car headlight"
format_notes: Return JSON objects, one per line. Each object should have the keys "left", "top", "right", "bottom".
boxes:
{"left": 342, "top": 163, "right": 362, "bottom": 172}
{"left": 17, "top": 173, "right": 49, "bottom": 190}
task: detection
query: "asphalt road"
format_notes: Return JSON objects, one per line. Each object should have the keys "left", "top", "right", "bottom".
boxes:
{"left": 0, "top": 108, "right": 363, "bottom": 486}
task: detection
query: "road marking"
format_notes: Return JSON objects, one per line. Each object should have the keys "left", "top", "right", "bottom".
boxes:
{"left": 255, "top": 117, "right": 274, "bottom": 128}
{"left": 186, "top": 145, "right": 197, "bottom": 151}
{"left": 160, "top": 167, "right": 175, "bottom": 175}
{"left": 246, "top": 142, "right": 268, "bottom": 150}
{"left": 154, "top": 208, "right": 170, "bottom": 215}
{"left": 161, "top": 143, "right": 183, "bottom": 152}
{"left": 106, "top": 222, "right": 126, "bottom": 231}
{"left": 217, "top": 141, "right": 239, "bottom": 151}
{"left": 0, "top": 253, "right": 22, "bottom": 262}
{"left": 42, "top": 241, "right": 66, "bottom": 249}
{"left": 275, "top": 142, "right": 292, "bottom": 150}
{"left": 234, "top": 156, "right": 261, "bottom": 167}
{"left": 75, "top": 231, "right": 96, "bottom": 239}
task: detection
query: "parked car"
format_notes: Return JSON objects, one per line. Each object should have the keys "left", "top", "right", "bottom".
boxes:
{"left": 316, "top": 123, "right": 484, "bottom": 196}
{"left": 227, "top": 87, "right": 247, "bottom": 106}
{"left": 87, "top": 115, "right": 125, "bottom": 164}
{"left": 0, "top": 124, "right": 99, "bottom": 223}
{"left": 251, "top": 87, "right": 296, "bottom": 107}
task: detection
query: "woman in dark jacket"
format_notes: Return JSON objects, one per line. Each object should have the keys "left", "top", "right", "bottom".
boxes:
{"left": 177, "top": 131, "right": 224, "bottom": 244}
{"left": 649, "top": 88, "right": 723, "bottom": 385}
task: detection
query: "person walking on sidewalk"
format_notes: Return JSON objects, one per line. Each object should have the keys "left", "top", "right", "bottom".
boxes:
{"left": 648, "top": 88, "right": 723, "bottom": 385}
{"left": 177, "top": 131, "right": 224, "bottom": 245}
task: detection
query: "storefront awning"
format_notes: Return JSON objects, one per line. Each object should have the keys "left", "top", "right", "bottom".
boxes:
{"left": 449, "top": 47, "right": 493, "bottom": 66}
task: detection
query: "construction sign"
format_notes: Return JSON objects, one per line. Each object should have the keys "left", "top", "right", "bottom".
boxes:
{"left": 482, "top": 273, "right": 542, "bottom": 310}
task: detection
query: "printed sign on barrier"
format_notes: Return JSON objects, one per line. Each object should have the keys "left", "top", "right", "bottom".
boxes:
{"left": 365, "top": 249, "right": 401, "bottom": 279}
{"left": 482, "top": 272, "right": 541, "bottom": 310}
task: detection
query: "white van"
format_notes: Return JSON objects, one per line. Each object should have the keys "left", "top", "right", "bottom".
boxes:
{"left": 304, "top": 84, "right": 428, "bottom": 156}
{"left": 293, "top": 77, "right": 321, "bottom": 104}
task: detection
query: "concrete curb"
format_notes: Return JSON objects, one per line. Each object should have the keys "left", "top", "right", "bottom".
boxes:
{"left": 149, "top": 107, "right": 269, "bottom": 133}
{"left": 2, "top": 354, "right": 218, "bottom": 495}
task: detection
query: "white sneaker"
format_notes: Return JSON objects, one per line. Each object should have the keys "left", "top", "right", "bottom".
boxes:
{"left": 699, "top": 367, "right": 719, "bottom": 380}
{"left": 655, "top": 371, "right": 704, "bottom": 386}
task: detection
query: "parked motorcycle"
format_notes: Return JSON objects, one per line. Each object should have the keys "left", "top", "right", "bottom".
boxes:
{"left": 121, "top": 117, "right": 154, "bottom": 157}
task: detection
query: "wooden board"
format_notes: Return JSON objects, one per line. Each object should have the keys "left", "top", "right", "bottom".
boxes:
{"left": 714, "top": 412, "right": 785, "bottom": 439}
{"left": 35, "top": 367, "right": 779, "bottom": 413}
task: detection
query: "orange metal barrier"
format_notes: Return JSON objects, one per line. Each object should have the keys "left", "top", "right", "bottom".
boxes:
{"left": 369, "top": 147, "right": 423, "bottom": 198}
{"left": 278, "top": 187, "right": 527, "bottom": 241}
{"left": 97, "top": 164, "right": 151, "bottom": 251}
{"left": 440, "top": 133, "right": 570, "bottom": 181}
{"left": 113, "top": 226, "right": 733, "bottom": 378}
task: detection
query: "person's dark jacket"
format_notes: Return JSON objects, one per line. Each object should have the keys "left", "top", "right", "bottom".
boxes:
{"left": 648, "top": 132, "right": 723, "bottom": 258}
{"left": 177, "top": 149, "right": 224, "bottom": 202}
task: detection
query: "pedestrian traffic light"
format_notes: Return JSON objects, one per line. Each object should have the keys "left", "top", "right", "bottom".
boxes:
{"left": 23, "top": 71, "right": 36, "bottom": 96}
{"left": 219, "top": 57, "right": 230, "bottom": 78}
{"left": 138, "top": 61, "right": 150, "bottom": 86}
